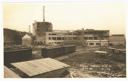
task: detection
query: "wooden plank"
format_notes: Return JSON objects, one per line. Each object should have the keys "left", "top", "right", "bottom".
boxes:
{"left": 41, "top": 60, "right": 62, "bottom": 70}
{"left": 45, "top": 58, "right": 69, "bottom": 68}
{"left": 4, "top": 66, "right": 20, "bottom": 78}
{"left": 95, "top": 51, "right": 107, "bottom": 54}
{"left": 12, "top": 62, "right": 34, "bottom": 76}
{"left": 14, "top": 61, "right": 49, "bottom": 76}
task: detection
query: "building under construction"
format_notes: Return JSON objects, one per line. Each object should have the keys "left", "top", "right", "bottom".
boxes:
{"left": 33, "top": 6, "right": 53, "bottom": 45}
{"left": 44, "top": 29, "right": 109, "bottom": 47}
{"left": 31, "top": 6, "right": 109, "bottom": 47}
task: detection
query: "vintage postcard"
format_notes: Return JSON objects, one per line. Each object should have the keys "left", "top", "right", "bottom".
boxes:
{"left": 3, "top": 0, "right": 126, "bottom": 78}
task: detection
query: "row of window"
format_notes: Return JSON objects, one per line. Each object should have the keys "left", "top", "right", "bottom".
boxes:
{"left": 48, "top": 42, "right": 101, "bottom": 46}
{"left": 48, "top": 33, "right": 76, "bottom": 35}
{"left": 48, "top": 42, "right": 62, "bottom": 44}
{"left": 48, "top": 37, "right": 99, "bottom": 40}
{"left": 84, "top": 37, "right": 97, "bottom": 40}
{"left": 49, "top": 37, "right": 64, "bottom": 40}
{"left": 88, "top": 43, "right": 101, "bottom": 45}
{"left": 48, "top": 32, "right": 108, "bottom": 36}
{"left": 49, "top": 37, "right": 77, "bottom": 40}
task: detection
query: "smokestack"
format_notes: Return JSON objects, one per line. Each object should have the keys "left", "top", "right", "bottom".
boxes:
{"left": 43, "top": 6, "right": 45, "bottom": 22}
{"left": 29, "top": 25, "right": 31, "bottom": 33}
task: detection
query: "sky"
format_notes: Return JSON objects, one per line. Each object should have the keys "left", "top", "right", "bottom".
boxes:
{"left": 3, "top": 0, "right": 126, "bottom": 34}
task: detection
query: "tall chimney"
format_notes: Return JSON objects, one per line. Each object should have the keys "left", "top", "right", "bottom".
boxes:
{"left": 43, "top": 6, "right": 45, "bottom": 22}
{"left": 29, "top": 25, "right": 31, "bottom": 33}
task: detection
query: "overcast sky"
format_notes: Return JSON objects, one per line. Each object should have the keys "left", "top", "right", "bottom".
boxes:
{"left": 3, "top": 0, "right": 125, "bottom": 34}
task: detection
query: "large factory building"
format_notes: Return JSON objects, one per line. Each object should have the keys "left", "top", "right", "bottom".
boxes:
{"left": 44, "top": 29, "right": 109, "bottom": 47}
{"left": 33, "top": 6, "right": 53, "bottom": 45}
{"left": 33, "top": 21, "right": 53, "bottom": 45}
{"left": 32, "top": 6, "right": 109, "bottom": 47}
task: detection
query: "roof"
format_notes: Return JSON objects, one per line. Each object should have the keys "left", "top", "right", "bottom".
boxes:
{"left": 111, "top": 34, "right": 125, "bottom": 36}
{"left": 11, "top": 58, "right": 70, "bottom": 77}
{"left": 4, "top": 45, "right": 31, "bottom": 52}
{"left": 74, "top": 29, "right": 109, "bottom": 35}
{"left": 22, "top": 34, "right": 32, "bottom": 40}
{"left": 34, "top": 21, "right": 52, "bottom": 25}
{"left": 4, "top": 66, "right": 20, "bottom": 78}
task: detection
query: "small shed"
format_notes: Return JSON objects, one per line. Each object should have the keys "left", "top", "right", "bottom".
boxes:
{"left": 4, "top": 66, "right": 20, "bottom": 78}
{"left": 11, "top": 58, "right": 70, "bottom": 78}
{"left": 22, "top": 34, "right": 32, "bottom": 47}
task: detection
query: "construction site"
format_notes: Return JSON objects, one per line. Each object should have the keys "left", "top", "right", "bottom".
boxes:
{"left": 4, "top": 44, "right": 126, "bottom": 78}
{"left": 4, "top": 6, "right": 126, "bottom": 78}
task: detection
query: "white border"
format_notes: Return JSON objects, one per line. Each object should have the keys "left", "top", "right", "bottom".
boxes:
{"left": 0, "top": 0, "right": 128, "bottom": 81}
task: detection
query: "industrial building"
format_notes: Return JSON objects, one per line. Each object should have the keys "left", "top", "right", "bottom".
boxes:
{"left": 44, "top": 29, "right": 109, "bottom": 47}
{"left": 33, "top": 6, "right": 53, "bottom": 45}
{"left": 109, "top": 34, "right": 125, "bottom": 46}
{"left": 32, "top": 6, "right": 109, "bottom": 47}
{"left": 33, "top": 21, "right": 53, "bottom": 44}
{"left": 4, "top": 6, "right": 126, "bottom": 78}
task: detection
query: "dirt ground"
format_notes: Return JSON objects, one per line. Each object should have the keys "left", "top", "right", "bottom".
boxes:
{"left": 32, "top": 46, "right": 126, "bottom": 78}
{"left": 58, "top": 46, "right": 126, "bottom": 78}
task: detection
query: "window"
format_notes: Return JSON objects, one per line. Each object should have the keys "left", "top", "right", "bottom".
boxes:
{"left": 89, "top": 43, "right": 94, "bottom": 45}
{"left": 73, "top": 33, "right": 78, "bottom": 35}
{"left": 96, "top": 43, "right": 100, "bottom": 45}
{"left": 89, "top": 37, "right": 93, "bottom": 40}
{"left": 57, "top": 37, "right": 61, "bottom": 40}
{"left": 52, "top": 33, "right": 56, "bottom": 35}
{"left": 94, "top": 37, "right": 97, "bottom": 40}
{"left": 73, "top": 37, "right": 77, "bottom": 40}
{"left": 49, "top": 37, "right": 51, "bottom": 40}
{"left": 84, "top": 37, "right": 88, "bottom": 40}
{"left": 49, "top": 33, "right": 56, "bottom": 35}
{"left": 57, "top": 42, "right": 61, "bottom": 44}
{"left": 68, "top": 33, "right": 72, "bottom": 35}
{"left": 52, "top": 37, "right": 56, "bottom": 40}
{"left": 67, "top": 37, "right": 72, "bottom": 40}
{"left": 62, "top": 37, "right": 64, "bottom": 40}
